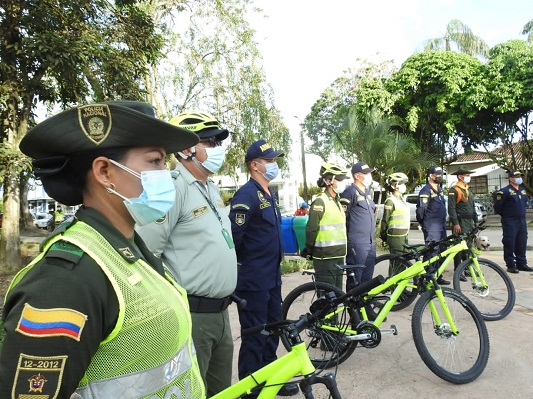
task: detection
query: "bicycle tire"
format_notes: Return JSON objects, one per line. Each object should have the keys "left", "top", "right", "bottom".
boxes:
{"left": 411, "top": 287, "right": 490, "bottom": 384}
{"left": 453, "top": 258, "right": 515, "bottom": 321}
{"left": 281, "top": 281, "right": 358, "bottom": 369}
{"left": 374, "top": 253, "right": 418, "bottom": 311}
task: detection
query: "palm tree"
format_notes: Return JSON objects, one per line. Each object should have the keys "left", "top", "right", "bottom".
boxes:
{"left": 423, "top": 19, "right": 489, "bottom": 58}
{"left": 522, "top": 19, "right": 533, "bottom": 44}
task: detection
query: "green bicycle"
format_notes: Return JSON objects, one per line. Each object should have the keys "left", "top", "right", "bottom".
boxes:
{"left": 281, "top": 236, "right": 490, "bottom": 384}
{"left": 374, "top": 223, "right": 516, "bottom": 320}
{"left": 211, "top": 312, "right": 344, "bottom": 399}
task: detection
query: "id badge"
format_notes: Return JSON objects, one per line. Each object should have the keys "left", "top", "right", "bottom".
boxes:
{"left": 222, "top": 228, "right": 235, "bottom": 249}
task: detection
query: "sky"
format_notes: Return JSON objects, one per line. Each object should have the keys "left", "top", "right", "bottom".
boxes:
{"left": 248, "top": 0, "right": 531, "bottom": 173}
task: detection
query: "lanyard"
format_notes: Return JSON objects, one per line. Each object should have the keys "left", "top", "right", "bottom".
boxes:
{"left": 194, "top": 181, "right": 223, "bottom": 227}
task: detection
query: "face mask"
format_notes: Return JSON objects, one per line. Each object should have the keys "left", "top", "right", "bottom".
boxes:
{"left": 434, "top": 175, "right": 443, "bottom": 183}
{"left": 363, "top": 174, "right": 373, "bottom": 188}
{"left": 514, "top": 177, "right": 523, "bottom": 185}
{"left": 261, "top": 162, "right": 279, "bottom": 181}
{"left": 462, "top": 176, "right": 471, "bottom": 184}
{"left": 108, "top": 160, "right": 176, "bottom": 226}
{"left": 201, "top": 146, "right": 225, "bottom": 174}
{"left": 397, "top": 184, "right": 407, "bottom": 194}
{"left": 334, "top": 180, "right": 346, "bottom": 194}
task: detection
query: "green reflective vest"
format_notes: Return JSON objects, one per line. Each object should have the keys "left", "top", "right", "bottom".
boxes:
{"left": 386, "top": 195, "right": 410, "bottom": 237}
{"left": 313, "top": 193, "right": 347, "bottom": 259}
{"left": 9, "top": 221, "right": 205, "bottom": 399}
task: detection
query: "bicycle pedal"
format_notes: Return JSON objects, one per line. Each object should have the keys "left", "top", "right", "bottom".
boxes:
{"left": 379, "top": 325, "right": 398, "bottom": 336}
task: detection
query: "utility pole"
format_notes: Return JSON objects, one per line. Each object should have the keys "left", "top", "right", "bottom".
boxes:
{"left": 294, "top": 116, "right": 309, "bottom": 202}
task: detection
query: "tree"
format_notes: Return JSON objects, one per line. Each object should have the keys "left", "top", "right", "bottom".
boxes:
{"left": 0, "top": 0, "right": 162, "bottom": 275}
{"left": 387, "top": 51, "right": 488, "bottom": 162}
{"left": 522, "top": 19, "right": 533, "bottom": 44}
{"left": 143, "top": 0, "right": 290, "bottom": 177}
{"left": 304, "top": 58, "right": 397, "bottom": 161}
{"left": 422, "top": 19, "right": 490, "bottom": 59}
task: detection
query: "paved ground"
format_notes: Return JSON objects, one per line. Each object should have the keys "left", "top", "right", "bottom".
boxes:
{"left": 228, "top": 249, "right": 533, "bottom": 398}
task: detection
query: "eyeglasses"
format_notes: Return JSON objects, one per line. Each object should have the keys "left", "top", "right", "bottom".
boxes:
{"left": 199, "top": 137, "right": 222, "bottom": 147}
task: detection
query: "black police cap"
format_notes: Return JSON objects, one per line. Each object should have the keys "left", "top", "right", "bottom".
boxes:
{"left": 20, "top": 101, "right": 199, "bottom": 159}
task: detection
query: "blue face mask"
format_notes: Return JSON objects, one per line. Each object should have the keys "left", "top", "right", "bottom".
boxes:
{"left": 108, "top": 160, "right": 176, "bottom": 226}
{"left": 514, "top": 177, "right": 523, "bottom": 185}
{"left": 261, "top": 162, "right": 279, "bottom": 181}
{"left": 202, "top": 146, "right": 225, "bottom": 174}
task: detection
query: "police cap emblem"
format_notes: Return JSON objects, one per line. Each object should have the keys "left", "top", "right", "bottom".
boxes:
{"left": 78, "top": 104, "right": 112, "bottom": 145}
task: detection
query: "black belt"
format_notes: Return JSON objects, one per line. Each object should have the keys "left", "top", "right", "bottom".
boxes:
{"left": 458, "top": 214, "right": 474, "bottom": 219}
{"left": 188, "top": 295, "right": 232, "bottom": 313}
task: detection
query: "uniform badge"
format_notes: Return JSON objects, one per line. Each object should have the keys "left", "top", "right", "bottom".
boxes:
{"left": 312, "top": 205, "right": 324, "bottom": 212}
{"left": 192, "top": 206, "right": 209, "bottom": 218}
{"left": 422, "top": 198, "right": 428, "bottom": 204}
{"left": 13, "top": 353, "right": 67, "bottom": 399}
{"left": 119, "top": 247, "right": 136, "bottom": 260}
{"left": 16, "top": 303, "right": 87, "bottom": 341}
{"left": 155, "top": 214, "right": 167, "bottom": 224}
{"left": 235, "top": 213, "right": 246, "bottom": 226}
{"left": 496, "top": 194, "right": 501, "bottom": 200}
{"left": 78, "top": 104, "right": 112, "bottom": 145}
{"left": 257, "top": 191, "right": 266, "bottom": 202}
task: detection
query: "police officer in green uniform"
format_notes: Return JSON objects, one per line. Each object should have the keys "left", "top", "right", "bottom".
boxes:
{"left": 380, "top": 172, "right": 410, "bottom": 254}
{"left": 136, "top": 110, "right": 237, "bottom": 397}
{"left": 303, "top": 162, "right": 348, "bottom": 289}
{"left": 448, "top": 166, "right": 479, "bottom": 277}
{"left": 0, "top": 102, "right": 205, "bottom": 399}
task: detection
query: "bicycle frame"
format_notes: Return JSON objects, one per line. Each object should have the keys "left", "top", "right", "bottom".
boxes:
{"left": 212, "top": 325, "right": 342, "bottom": 399}
{"left": 323, "top": 240, "right": 468, "bottom": 332}
{"left": 436, "top": 242, "right": 488, "bottom": 290}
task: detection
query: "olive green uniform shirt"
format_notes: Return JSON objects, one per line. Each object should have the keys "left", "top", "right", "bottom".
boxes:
{"left": 448, "top": 181, "right": 478, "bottom": 233}
{"left": 136, "top": 163, "right": 237, "bottom": 299}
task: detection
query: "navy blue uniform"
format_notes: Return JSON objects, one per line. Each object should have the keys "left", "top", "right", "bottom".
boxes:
{"left": 229, "top": 178, "right": 283, "bottom": 382}
{"left": 340, "top": 184, "right": 376, "bottom": 285}
{"left": 416, "top": 183, "right": 447, "bottom": 244}
{"left": 494, "top": 184, "right": 529, "bottom": 268}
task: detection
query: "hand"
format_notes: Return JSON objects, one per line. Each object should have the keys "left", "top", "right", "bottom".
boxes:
{"left": 452, "top": 224, "right": 461, "bottom": 234}
{"left": 379, "top": 232, "right": 387, "bottom": 242}
{"left": 300, "top": 247, "right": 313, "bottom": 260}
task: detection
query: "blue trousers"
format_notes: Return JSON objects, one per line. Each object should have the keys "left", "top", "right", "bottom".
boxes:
{"left": 235, "top": 286, "right": 282, "bottom": 383}
{"left": 502, "top": 217, "right": 528, "bottom": 267}
{"left": 346, "top": 241, "right": 376, "bottom": 285}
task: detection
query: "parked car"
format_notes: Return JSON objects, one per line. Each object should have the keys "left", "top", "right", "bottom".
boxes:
{"left": 404, "top": 193, "right": 487, "bottom": 226}
{"left": 33, "top": 213, "right": 53, "bottom": 229}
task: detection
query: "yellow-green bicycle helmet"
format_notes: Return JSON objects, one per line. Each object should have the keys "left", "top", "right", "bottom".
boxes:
{"left": 319, "top": 162, "right": 349, "bottom": 180}
{"left": 169, "top": 110, "right": 229, "bottom": 141}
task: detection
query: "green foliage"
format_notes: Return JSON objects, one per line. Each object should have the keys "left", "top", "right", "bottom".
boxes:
{"left": 387, "top": 50, "right": 487, "bottom": 161}
{"left": 299, "top": 183, "right": 323, "bottom": 202}
{"left": 422, "top": 19, "right": 489, "bottom": 59}
{"left": 281, "top": 257, "right": 312, "bottom": 274}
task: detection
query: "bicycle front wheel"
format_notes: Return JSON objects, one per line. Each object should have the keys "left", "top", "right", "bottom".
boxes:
{"left": 281, "top": 281, "right": 358, "bottom": 369}
{"left": 453, "top": 257, "right": 515, "bottom": 321}
{"left": 411, "top": 287, "right": 490, "bottom": 384}
{"left": 374, "top": 253, "right": 417, "bottom": 311}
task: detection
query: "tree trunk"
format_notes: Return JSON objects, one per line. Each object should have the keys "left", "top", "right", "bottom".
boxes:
{"left": 0, "top": 168, "right": 22, "bottom": 275}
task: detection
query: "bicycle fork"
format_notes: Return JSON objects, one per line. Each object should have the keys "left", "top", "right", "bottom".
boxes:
{"left": 299, "top": 372, "right": 342, "bottom": 399}
{"left": 428, "top": 288, "right": 459, "bottom": 335}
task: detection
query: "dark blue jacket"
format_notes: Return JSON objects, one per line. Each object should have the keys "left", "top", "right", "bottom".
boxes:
{"left": 229, "top": 179, "right": 283, "bottom": 291}
{"left": 340, "top": 184, "right": 376, "bottom": 245}
{"left": 416, "top": 183, "right": 446, "bottom": 231}
{"left": 494, "top": 184, "right": 528, "bottom": 219}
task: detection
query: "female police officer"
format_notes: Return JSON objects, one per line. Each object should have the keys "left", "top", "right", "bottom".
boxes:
{"left": 0, "top": 102, "right": 206, "bottom": 399}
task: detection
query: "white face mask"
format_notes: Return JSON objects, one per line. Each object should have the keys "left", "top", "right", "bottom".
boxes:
{"left": 397, "top": 184, "right": 407, "bottom": 194}
{"left": 363, "top": 174, "right": 373, "bottom": 188}
{"left": 462, "top": 176, "right": 471, "bottom": 184}
{"left": 334, "top": 180, "right": 347, "bottom": 194}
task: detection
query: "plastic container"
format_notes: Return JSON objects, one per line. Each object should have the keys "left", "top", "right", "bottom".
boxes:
{"left": 292, "top": 215, "right": 309, "bottom": 253}
{"left": 281, "top": 216, "right": 298, "bottom": 254}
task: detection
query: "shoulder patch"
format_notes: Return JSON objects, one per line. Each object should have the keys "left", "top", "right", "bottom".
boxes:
{"left": 339, "top": 198, "right": 350, "bottom": 204}
{"left": 312, "top": 205, "right": 324, "bottom": 212}
{"left": 234, "top": 213, "right": 246, "bottom": 226}
{"left": 13, "top": 353, "right": 67, "bottom": 399}
{"left": 16, "top": 303, "right": 87, "bottom": 341}
{"left": 231, "top": 203, "right": 250, "bottom": 210}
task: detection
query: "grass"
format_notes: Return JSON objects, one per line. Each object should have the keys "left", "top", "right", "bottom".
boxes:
{"left": 281, "top": 257, "right": 312, "bottom": 274}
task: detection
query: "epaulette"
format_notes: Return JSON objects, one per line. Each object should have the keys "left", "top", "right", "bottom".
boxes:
{"left": 45, "top": 240, "right": 85, "bottom": 265}
{"left": 39, "top": 216, "right": 77, "bottom": 252}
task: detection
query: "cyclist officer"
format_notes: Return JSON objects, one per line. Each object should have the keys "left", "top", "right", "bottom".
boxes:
{"left": 380, "top": 172, "right": 410, "bottom": 254}
{"left": 303, "top": 163, "right": 349, "bottom": 289}
{"left": 0, "top": 101, "right": 205, "bottom": 398}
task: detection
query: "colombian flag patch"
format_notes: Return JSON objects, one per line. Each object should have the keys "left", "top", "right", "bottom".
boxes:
{"left": 16, "top": 303, "right": 87, "bottom": 341}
